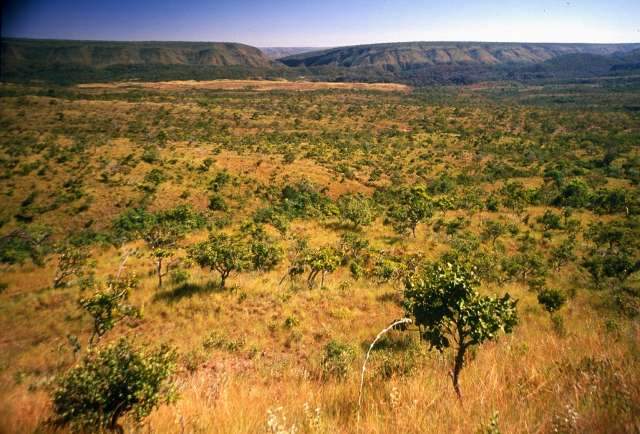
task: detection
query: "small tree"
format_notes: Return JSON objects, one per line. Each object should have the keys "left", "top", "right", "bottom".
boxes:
{"left": 320, "top": 340, "right": 355, "bottom": 380}
{"left": 337, "top": 194, "right": 374, "bottom": 229}
{"left": 51, "top": 338, "right": 177, "bottom": 433}
{"left": 386, "top": 185, "right": 433, "bottom": 237}
{"left": 53, "top": 243, "right": 92, "bottom": 288}
{"left": 303, "top": 246, "right": 342, "bottom": 288}
{"left": 537, "top": 288, "right": 567, "bottom": 314}
{"left": 583, "top": 219, "right": 640, "bottom": 287}
{"left": 188, "top": 233, "right": 250, "bottom": 288}
{"left": 247, "top": 227, "right": 283, "bottom": 271}
{"left": 550, "top": 236, "right": 577, "bottom": 270}
{"left": 481, "top": 220, "right": 507, "bottom": 249}
{"left": 143, "top": 223, "right": 184, "bottom": 288}
{"left": 404, "top": 261, "right": 518, "bottom": 399}
{"left": 79, "top": 275, "right": 140, "bottom": 346}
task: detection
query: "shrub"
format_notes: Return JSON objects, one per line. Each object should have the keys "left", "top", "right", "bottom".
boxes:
{"left": 141, "top": 145, "right": 160, "bottom": 163}
{"left": 51, "top": 338, "right": 177, "bottom": 433}
{"left": 537, "top": 288, "right": 567, "bottom": 314}
{"left": 169, "top": 268, "right": 190, "bottom": 285}
{"left": 208, "top": 193, "right": 228, "bottom": 212}
{"left": 337, "top": 193, "right": 374, "bottom": 229}
{"left": 320, "top": 340, "right": 354, "bottom": 380}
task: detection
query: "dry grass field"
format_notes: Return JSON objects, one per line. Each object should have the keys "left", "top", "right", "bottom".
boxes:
{"left": 0, "top": 80, "right": 638, "bottom": 433}
{"left": 77, "top": 79, "right": 411, "bottom": 92}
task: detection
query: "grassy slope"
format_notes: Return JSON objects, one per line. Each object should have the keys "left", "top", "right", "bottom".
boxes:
{"left": 0, "top": 80, "right": 639, "bottom": 433}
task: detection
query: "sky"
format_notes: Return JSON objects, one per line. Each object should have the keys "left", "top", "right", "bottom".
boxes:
{"left": 2, "top": 0, "right": 639, "bottom": 46}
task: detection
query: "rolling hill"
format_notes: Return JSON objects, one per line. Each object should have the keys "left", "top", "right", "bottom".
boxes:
{"left": 0, "top": 38, "right": 274, "bottom": 71}
{"left": 279, "top": 41, "right": 640, "bottom": 70}
{"left": 2, "top": 38, "right": 640, "bottom": 85}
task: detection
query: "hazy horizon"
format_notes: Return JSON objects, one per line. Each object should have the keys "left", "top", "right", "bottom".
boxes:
{"left": 3, "top": 0, "right": 640, "bottom": 46}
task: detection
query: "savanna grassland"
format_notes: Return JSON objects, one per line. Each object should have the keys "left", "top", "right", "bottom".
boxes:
{"left": 0, "top": 78, "right": 639, "bottom": 433}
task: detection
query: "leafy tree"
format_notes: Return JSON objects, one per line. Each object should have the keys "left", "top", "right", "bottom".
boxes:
{"left": 386, "top": 185, "right": 433, "bottom": 237}
{"left": 79, "top": 275, "right": 140, "bottom": 346}
{"left": 442, "top": 232, "right": 501, "bottom": 283}
{"left": 481, "top": 220, "right": 507, "bottom": 249}
{"left": 500, "top": 182, "right": 529, "bottom": 215}
{"left": 112, "top": 205, "right": 205, "bottom": 245}
{"left": 537, "top": 288, "right": 567, "bottom": 314}
{"left": 537, "top": 209, "right": 563, "bottom": 231}
{"left": 591, "top": 188, "right": 631, "bottom": 215}
{"left": 0, "top": 226, "right": 51, "bottom": 266}
{"left": 302, "top": 246, "right": 342, "bottom": 288}
{"left": 501, "top": 233, "right": 547, "bottom": 285}
{"left": 51, "top": 338, "right": 177, "bottom": 433}
{"left": 143, "top": 223, "right": 184, "bottom": 288}
{"left": 53, "top": 243, "right": 93, "bottom": 288}
{"left": 583, "top": 219, "right": 640, "bottom": 287}
{"left": 337, "top": 193, "right": 374, "bottom": 229}
{"left": 371, "top": 254, "right": 409, "bottom": 285}
{"left": 188, "top": 233, "right": 250, "bottom": 288}
{"left": 404, "top": 261, "right": 518, "bottom": 398}
{"left": 550, "top": 236, "right": 577, "bottom": 270}
{"left": 339, "top": 231, "right": 369, "bottom": 259}
{"left": 244, "top": 225, "right": 283, "bottom": 271}
{"left": 553, "top": 179, "right": 592, "bottom": 208}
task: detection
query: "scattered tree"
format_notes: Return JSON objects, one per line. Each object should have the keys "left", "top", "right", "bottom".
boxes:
{"left": 386, "top": 185, "right": 433, "bottom": 237}
{"left": 537, "top": 288, "right": 567, "bottom": 314}
{"left": 79, "top": 274, "right": 140, "bottom": 346}
{"left": 143, "top": 223, "right": 185, "bottom": 288}
{"left": 404, "top": 261, "right": 518, "bottom": 399}
{"left": 53, "top": 243, "right": 92, "bottom": 288}
{"left": 188, "top": 233, "right": 250, "bottom": 288}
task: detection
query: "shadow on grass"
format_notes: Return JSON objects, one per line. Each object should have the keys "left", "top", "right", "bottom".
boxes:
{"left": 153, "top": 280, "right": 225, "bottom": 303}
{"left": 322, "top": 221, "right": 362, "bottom": 232}
{"left": 376, "top": 290, "right": 403, "bottom": 306}
{"left": 381, "top": 235, "right": 404, "bottom": 245}
{"left": 359, "top": 328, "right": 416, "bottom": 353}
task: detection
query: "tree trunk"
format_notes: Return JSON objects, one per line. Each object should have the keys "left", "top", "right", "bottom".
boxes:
{"left": 220, "top": 271, "right": 228, "bottom": 288}
{"left": 157, "top": 258, "right": 163, "bottom": 288}
{"left": 109, "top": 409, "right": 124, "bottom": 434}
{"left": 451, "top": 343, "right": 466, "bottom": 401}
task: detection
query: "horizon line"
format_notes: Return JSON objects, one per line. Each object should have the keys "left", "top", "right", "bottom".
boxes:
{"left": 2, "top": 35, "right": 640, "bottom": 47}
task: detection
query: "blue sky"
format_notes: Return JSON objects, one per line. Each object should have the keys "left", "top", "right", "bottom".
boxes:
{"left": 3, "top": 0, "right": 639, "bottom": 46}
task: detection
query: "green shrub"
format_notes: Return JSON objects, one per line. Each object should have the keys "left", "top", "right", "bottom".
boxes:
{"left": 537, "top": 288, "right": 567, "bottom": 314}
{"left": 51, "top": 338, "right": 177, "bottom": 432}
{"left": 208, "top": 193, "right": 228, "bottom": 211}
{"left": 320, "top": 340, "right": 355, "bottom": 381}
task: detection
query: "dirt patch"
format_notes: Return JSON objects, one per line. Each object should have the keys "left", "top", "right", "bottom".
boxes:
{"left": 77, "top": 79, "right": 410, "bottom": 93}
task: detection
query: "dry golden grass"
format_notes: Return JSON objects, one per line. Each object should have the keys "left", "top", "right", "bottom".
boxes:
{"left": 77, "top": 79, "right": 411, "bottom": 93}
{"left": 0, "top": 82, "right": 638, "bottom": 434}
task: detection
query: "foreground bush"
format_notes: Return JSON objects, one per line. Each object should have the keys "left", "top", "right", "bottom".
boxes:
{"left": 51, "top": 338, "right": 177, "bottom": 433}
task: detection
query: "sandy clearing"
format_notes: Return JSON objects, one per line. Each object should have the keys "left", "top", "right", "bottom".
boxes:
{"left": 77, "top": 79, "right": 410, "bottom": 92}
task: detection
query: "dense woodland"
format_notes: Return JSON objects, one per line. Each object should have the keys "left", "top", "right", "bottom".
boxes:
{"left": 0, "top": 77, "right": 639, "bottom": 433}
